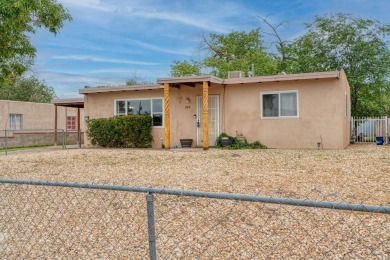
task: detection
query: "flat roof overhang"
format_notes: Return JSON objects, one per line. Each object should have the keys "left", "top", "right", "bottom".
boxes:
{"left": 157, "top": 75, "right": 224, "bottom": 86}
{"left": 79, "top": 84, "right": 163, "bottom": 94}
{"left": 77, "top": 71, "right": 341, "bottom": 95}
{"left": 156, "top": 71, "right": 340, "bottom": 86}
{"left": 52, "top": 98, "right": 84, "bottom": 108}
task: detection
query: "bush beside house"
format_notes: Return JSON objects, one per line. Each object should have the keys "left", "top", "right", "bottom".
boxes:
{"left": 86, "top": 115, "right": 153, "bottom": 148}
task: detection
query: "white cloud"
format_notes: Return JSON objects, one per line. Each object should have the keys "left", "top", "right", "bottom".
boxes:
{"left": 52, "top": 55, "right": 159, "bottom": 65}
{"left": 36, "top": 70, "right": 128, "bottom": 98}
{"left": 121, "top": 8, "right": 230, "bottom": 33}
{"left": 60, "top": 0, "right": 116, "bottom": 12}
{"left": 59, "top": 0, "right": 250, "bottom": 33}
{"left": 127, "top": 40, "right": 193, "bottom": 56}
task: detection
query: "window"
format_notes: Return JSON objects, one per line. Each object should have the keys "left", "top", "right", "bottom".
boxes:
{"left": 9, "top": 114, "right": 23, "bottom": 130}
{"left": 115, "top": 98, "right": 163, "bottom": 127}
{"left": 261, "top": 91, "right": 298, "bottom": 118}
{"left": 67, "top": 116, "right": 76, "bottom": 131}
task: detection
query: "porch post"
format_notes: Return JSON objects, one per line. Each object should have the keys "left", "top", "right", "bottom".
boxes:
{"left": 202, "top": 81, "right": 209, "bottom": 150}
{"left": 164, "top": 83, "right": 170, "bottom": 149}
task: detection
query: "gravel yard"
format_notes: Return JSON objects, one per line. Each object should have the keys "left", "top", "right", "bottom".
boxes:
{"left": 1, "top": 144, "right": 389, "bottom": 202}
{"left": 0, "top": 145, "right": 389, "bottom": 258}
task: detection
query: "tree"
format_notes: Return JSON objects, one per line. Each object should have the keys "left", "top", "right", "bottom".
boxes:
{"left": 0, "top": 76, "right": 56, "bottom": 102}
{"left": 170, "top": 30, "right": 278, "bottom": 78}
{"left": 0, "top": 0, "right": 72, "bottom": 81}
{"left": 285, "top": 13, "right": 390, "bottom": 116}
{"left": 125, "top": 75, "right": 154, "bottom": 85}
{"left": 170, "top": 60, "right": 202, "bottom": 77}
{"left": 200, "top": 29, "right": 278, "bottom": 78}
{"left": 257, "top": 16, "right": 292, "bottom": 73}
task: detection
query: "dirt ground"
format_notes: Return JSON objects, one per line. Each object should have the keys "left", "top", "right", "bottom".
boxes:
{"left": 0, "top": 144, "right": 389, "bottom": 258}
{"left": 0, "top": 144, "right": 389, "bottom": 203}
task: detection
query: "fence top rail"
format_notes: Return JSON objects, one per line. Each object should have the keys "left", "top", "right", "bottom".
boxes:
{"left": 0, "top": 179, "right": 389, "bottom": 214}
{"left": 351, "top": 116, "right": 388, "bottom": 120}
{"left": 1, "top": 129, "right": 65, "bottom": 132}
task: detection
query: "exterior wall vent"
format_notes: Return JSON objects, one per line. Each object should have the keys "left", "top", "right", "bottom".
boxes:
{"left": 228, "top": 71, "right": 244, "bottom": 79}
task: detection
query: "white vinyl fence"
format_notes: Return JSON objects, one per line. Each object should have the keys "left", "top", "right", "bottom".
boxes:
{"left": 351, "top": 116, "right": 388, "bottom": 144}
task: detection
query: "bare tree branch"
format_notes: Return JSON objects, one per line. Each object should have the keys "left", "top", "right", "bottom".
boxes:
{"left": 258, "top": 16, "right": 291, "bottom": 61}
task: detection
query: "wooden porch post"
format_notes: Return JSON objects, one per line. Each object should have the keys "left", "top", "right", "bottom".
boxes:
{"left": 203, "top": 81, "right": 209, "bottom": 150}
{"left": 164, "top": 83, "right": 170, "bottom": 149}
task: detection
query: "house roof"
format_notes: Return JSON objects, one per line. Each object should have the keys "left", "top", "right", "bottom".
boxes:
{"left": 156, "top": 71, "right": 340, "bottom": 86}
{"left": 79, "top": 84, "right": 163, "bottom": 94}
{"left": 52, "top": 98, "right": 84, "bottom": 108}
{"left": 78, "top": 70, "right": 342, "bottom": 95}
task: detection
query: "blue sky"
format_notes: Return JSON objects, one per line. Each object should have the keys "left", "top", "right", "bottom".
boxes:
{"left": 30, "top": 0, "right": 390, "bottom": 98}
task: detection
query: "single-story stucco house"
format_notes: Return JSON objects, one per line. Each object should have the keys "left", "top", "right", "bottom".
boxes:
{"left": 80, "top": 69, "right": 351, "bottom": 149}
{"left": 0, "top": 99, "right": 85, "bottom": 147}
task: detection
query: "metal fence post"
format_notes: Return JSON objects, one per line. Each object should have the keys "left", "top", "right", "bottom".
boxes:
{"left": 62, "top": 130, "right": 65, "bottom": 149}
{"left": 78, "top": 130, "right": 81, "bottom": 148}
{"left": 5, "top": 129, "right": 7, "bottom": 156}
{"left": 146, "top": 192, "right": 157, "bottom": 260}
{"left": 385, "top": 116, "right": 389, "bottom": 144}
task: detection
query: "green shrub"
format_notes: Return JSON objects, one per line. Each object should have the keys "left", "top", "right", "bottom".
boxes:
{"left": 215, "top": 133, "right": 266, "bottom": 149}
{"left": 86, "top": 115, "right": 153, "bottom": 148}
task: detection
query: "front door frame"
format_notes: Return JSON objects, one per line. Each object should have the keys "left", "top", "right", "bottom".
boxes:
{"left": 196, "top": 95, "right": 220, "bottom": 147}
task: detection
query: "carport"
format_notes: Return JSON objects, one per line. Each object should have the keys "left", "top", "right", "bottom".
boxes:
{"left": 52, "top": 98, "right": 84, "bottom": 145}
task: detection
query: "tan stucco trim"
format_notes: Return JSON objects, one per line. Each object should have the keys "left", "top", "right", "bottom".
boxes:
{"left": 224, "top": 71, "right": 340, "bottom": 85}
{"left": 79, "top": 84, "right": 163, "bottom": 94}
{"left": 156, "top": 71, "right": 340, "bottom": 86}
{"left": 157, "top": 75, "right": 223, "bottom": 85}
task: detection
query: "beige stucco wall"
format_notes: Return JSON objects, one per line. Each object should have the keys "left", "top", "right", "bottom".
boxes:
{"left": 0, "top": 100, "right": 85, "bottom": 132}
{"left": 83, "top": 72, "right": 351, "bottom": 149}
{"left": 169, "top": 76, "right": 350, "bottom": 149}
{"left": 83, "top": 90, "right": 165, "bottom": 147}
{"left": 222, "top": 78, "right": 350, "bottom": 149}
{"left": 83, "top": 85, "right": 226, "bottom": 148}
{"left": 168, "top": 84, "right": 225, "bottom": 147}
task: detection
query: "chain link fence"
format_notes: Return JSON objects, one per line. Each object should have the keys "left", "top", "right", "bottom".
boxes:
{"left": 0, "top": 179, "right": 389, "bottom": 259}
{"left": 0, "top": 129, "right": 84, "bottom": 155}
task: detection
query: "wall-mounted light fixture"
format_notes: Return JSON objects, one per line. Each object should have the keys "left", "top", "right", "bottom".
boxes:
{"left": 84, "top": 116, "right": 90, "bottom": 121}
{"left": 185, "top": 97, "right": 190, "bottom": 104}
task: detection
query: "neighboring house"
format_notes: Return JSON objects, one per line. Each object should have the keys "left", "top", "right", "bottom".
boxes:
{"left": 80, "top": 69, "right": 351, "bottom": 149}
{"left": 0, "top": 99, "right": 85, "bottom": 147}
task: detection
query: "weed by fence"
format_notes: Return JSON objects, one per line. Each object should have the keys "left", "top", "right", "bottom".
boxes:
{"left": 0, "top": 179, "right": 389, "bottom": 259}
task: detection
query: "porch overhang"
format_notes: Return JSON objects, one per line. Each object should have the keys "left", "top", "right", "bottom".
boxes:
{"left": 157, "top": 76, "right": 215, "bottom": 150}
{"left": 52, "top": 98, "right": 84, "bottom": 108}
{"left": 157, "top": 75, "right": 223, "bottom": 86}
{"left": 52, "top": 98, "right": 84, "bottom": 145}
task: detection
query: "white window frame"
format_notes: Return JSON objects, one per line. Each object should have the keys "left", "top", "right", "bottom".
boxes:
{"left": 9, "top": 114, "right": 23, "bottom": 130}
{"left": 260, "top": 90, "right": 299, "bottom": 119}
{"left": 114, "top": 98, "right": 164, "bottom": 128}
